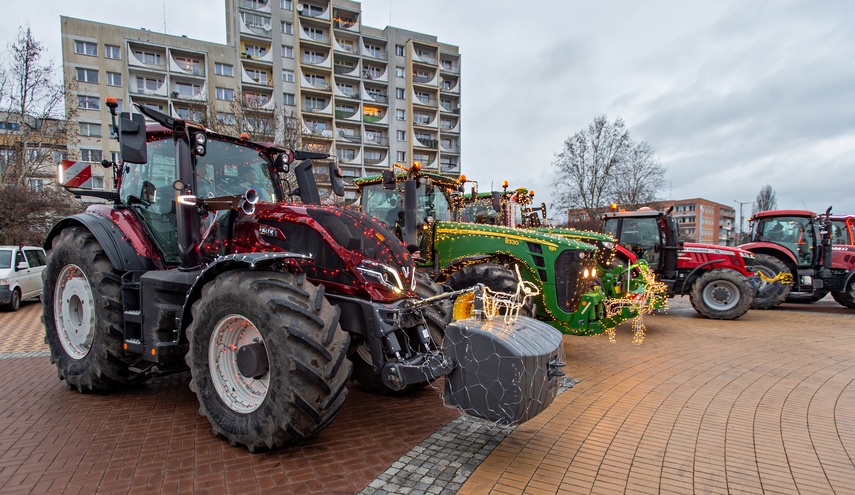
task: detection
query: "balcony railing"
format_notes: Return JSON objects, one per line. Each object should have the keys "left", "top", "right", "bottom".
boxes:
{"left": 415, "top": 138, "right": 438, "bottom": 149}
{"left": 364, "top": 157, "right": 386, "bottom": 166}
{"left": 335, "top": 109, "right": 358, "bottom": 119}
{"left": 413, "top": 74, "right": 434, "bottom": 84}
{"left": 415, "top": 95, "right": 437, "bottom": 106}
{"left": 363, "top": 50, "right": 387, "bottom": 60}
{"left": 366, "top": 93, "right": 388, "bottom": 104}
{"left": 364, "top": 135, "right": 388, "bottom": 146}
{"left": 337, "top": 130, "right": 362, "bottom": 142}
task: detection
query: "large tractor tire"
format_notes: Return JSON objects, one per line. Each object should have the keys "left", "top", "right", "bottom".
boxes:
{"left": 751, "top": 254, "right": 791, "bottom": 309}
{"left": 443, "top": 263, "right": 537, "bottom": 318}
{"left": 186, "top": 270, "right": 351, "bottom": 452}
{"left": 785, "top": 289, "right": 829, "bottom": 304}
{"left": 349, "top": 271, "right": 447, "bottom": 394}
{"left": 42, "top": 226, "right": 145, "bottom": 392}
{"left": 831, "top": 280, "right": 855, "bottom": 309}
{"left": 689, "top": 269, "right": 754, "bottom": 320}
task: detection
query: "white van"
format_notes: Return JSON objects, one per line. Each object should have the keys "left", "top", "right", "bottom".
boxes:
{"left": 0, "top": 246, "right": 47, "bottom": 311}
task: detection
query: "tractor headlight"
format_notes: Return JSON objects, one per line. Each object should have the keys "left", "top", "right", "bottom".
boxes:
{"left": 600, "top": 241, "right": 614, "bottom": 250}
{"left": 357, "top": 260, "right": 404, "bottom": 294}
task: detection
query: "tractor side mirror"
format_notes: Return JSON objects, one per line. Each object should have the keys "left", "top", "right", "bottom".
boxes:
{"left": 491, "top": 191, "right": 502, "bottom": 213}
{"left": 329, "top": 161, "right": 344, "bottom": 197}
{"left": 540, "top": 202, "right": 547, "bottom": 218}
{"left": 382, "top": 170, "right": 396, "bottom": 190}
{"left": 118, "top": 112, "right": 148, "bottom": 164}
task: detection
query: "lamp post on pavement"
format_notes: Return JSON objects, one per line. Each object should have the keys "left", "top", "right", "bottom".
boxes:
{"left": 734, "top": 200, "right": 754, "bottom": 244}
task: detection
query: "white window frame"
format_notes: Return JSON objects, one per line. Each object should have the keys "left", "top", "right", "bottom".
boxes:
{"left": 74, "top": 40, "right": 97, "bottom": 56}
{"left": 216, "top": 87, "right": 235, "bottom": 101}
{"left": 105, "top": 44, "right": 121, "bottom": 60}
{"left": 106, "top": 72, "right": 122, "bottom": 86}
{"left": 76, "top": 68, "right": 99, "bottom": 83}
{"left": 215, "top": 63, "right": 234, "bottom": 77}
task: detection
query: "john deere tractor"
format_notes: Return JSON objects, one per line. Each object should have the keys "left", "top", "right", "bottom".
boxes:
{"left": 42, "top": 101, "right": 565, "bottom": 451}
{"left": 355, "top": 165, "right": 622, "bottom": 336}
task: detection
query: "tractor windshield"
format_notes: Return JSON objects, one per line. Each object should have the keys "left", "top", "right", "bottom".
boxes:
{"left": 831, "top": 220, "right": 853, "bottom": 245}
{"left": 120, "top": 136, "right": 275, "bottom": 264}
{"left": 360, "top": 181, "right": 452, "bottom": 229}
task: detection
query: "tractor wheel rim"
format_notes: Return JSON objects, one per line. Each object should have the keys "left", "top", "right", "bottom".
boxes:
{"left": 208, "top": 314, "right": 269, "bottom": 414}
{"left": 54, "top": 264, "right": 95, "bottom": 360}
{"left": 703, "top": 280, "right": 739, "bottom": 310}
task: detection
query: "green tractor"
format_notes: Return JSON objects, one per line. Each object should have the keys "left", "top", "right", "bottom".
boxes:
{"left": 354, "top": 165, "right": 641, "bottom": 336}
{"left": 461, "top": 184, "right": 668, "bottom": 326}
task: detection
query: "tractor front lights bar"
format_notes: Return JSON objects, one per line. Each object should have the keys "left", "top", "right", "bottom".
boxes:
{"left": 357, "top": 260, "right": 405, "bottom": 294}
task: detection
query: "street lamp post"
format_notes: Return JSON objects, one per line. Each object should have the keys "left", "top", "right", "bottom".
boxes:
{"left": 734, "top": 200, "right": 754, "bottom": 244}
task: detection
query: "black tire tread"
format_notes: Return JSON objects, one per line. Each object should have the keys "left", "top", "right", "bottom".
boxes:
{"left": 751, "top": 254, "right": 791, "bottom": 310}
{"left": 42, "top": 226, "right": 144, "bottom": 392}
{"left": 185, "top": 271, "right": 351, "bottom": 452}
{"left": 689, "top": 269, "right": 754, "bottom": 320}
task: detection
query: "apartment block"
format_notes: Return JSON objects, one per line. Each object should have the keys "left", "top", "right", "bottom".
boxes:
{"left": 663, "top": 198, "right": 736, "bottom": 246}
{"left": 60, "top": 0, "right": 461, "bottom": 200}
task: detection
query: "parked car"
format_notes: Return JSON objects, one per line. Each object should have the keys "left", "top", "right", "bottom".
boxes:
{"left": 0, "top": 246, "right": 47, "bottom": 311}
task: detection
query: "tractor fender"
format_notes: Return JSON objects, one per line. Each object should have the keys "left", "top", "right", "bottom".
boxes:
{"left": 614, "top": 244, "right": 639, "bottom": 263}
{"left": 741, "top": 242, "right": 800, "bottom": 267}
{"left": 43, "top": 212, "right": 158, "bottom": 272}
{"left": 680, "top": 260, "right": 725, "bottom": 296}
{"left": 178, "top": 252, "right": 308, "bottom": 333}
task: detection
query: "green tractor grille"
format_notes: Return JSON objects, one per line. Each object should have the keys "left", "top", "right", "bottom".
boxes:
{"left": 554, "top": 251, "right": 595, "bottom": 312}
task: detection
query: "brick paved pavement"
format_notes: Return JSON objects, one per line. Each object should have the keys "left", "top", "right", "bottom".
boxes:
{"left": 2, "top": 298, "right": 854, "bottom": 494}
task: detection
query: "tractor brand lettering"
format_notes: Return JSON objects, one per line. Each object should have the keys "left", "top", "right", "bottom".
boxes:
{"left": 259, "top": 226, "right": 280, "bottom": 238}
{"left": 681, "top": 247, "right": 736, "bottom": 255}
{"left": 505, "top": 237, "right": 520, "bottom": 246}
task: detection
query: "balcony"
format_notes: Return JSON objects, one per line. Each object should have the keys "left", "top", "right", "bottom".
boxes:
{"left": 364, "top": 133, "right": 388, "bottom": 146}
{"left": 362, "top": 66, "right": 388, "bottom": 82}
{"left": 301, "top": 52, "right": 332, "bottom": 69}
{"left": 128, "top": 46, "right": 166, "bottom": 71}
{"left": 302, "top": 121, "right": 333, "bottom": 139}
{"left": 298, "top": 3, "right": 330, "bottom": 20}
{"left": 301, "top": 73, "right": 331, "bottom": 92}
{"left": 441, "top": 161, "right": 459, "bottom": 173}
{"left": 415, "top": 137, "right": 438, "bottom": 149}
{"left": 334, "top": 64, "right": 360, "bottom": 77}
{"left": 130, "top": 79, "right": 167, "bottom": 97}
{"left": 337, "top": 129, "right": 362, "bottom": 143}
{"left": 364, "top": 91, "right": 388, "bottom": 104}
{"left": 332, "top": 13, "right": 359, "bottom": 32}
{"left": 364, "top": 155, "right": 389, "bottom": 168}
{"left": 169, "top": 54, "right": 205, "bottom": 77}
{"left": 362, "top": 109, "right": 388, "bottom": 125}
{"left": 362, "top": 47, "right": 388, "bottom": 61}
{"left": 412, "top": 47, "right": 437, "bottom": 66}
{"left": 305, "top": 100, "right": 332, "bottom": 115}
{"left": 440, "top": 102, "right": 460, "bottom": 114}
{"left": 300, "top": 28, "right": 330, "bottom": 46}
{"left": 169, "top": 82, "right": 207, "bottom": 102}
{"left": 334, "top": 108, "right": 359, "bottom": 120}
{"left": 440, "top": 60, "right": 460, "bottom": 74}
{"left": 334, "top": 38, "right": 358, "bottom": 54}
{"left": 334, "top": 84, "right": 359, "bottom": 99}
{"left": 239, "top": 16, "right": 273, "bottom": 39}
{"left": 413, "top": 73, "right": 438, "bottom": 87}
{"left": 440, "top": 79, "right": 459, "bottom": 94}
{"left": 413, "top": 93, "right": 438, "bottom": 107}
{"left": 440, "top": 142, "right": 460, "bottom": 153}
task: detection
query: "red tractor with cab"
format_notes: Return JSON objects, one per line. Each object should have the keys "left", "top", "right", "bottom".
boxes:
{"left": 42, "top": 100, "right": 565, "bottom": 451}
{"left": 740, "top": 209, "right": 855, "bottom": 308}
{"left": 601, "top": 206, "right": 758, "bottom": 319}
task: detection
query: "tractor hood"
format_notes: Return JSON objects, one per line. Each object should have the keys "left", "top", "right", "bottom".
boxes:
{"left": 436, "top": 222, "right": 597, "bottom": 253}
{"left": 681, "top": 243, "right": 754, "bottom": 257}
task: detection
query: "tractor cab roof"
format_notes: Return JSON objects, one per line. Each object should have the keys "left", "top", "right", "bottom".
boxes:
{"left": 601, "top": 207, "right": 663, "bottom": 220}
{"left": 752, "top": 209, "right": 816, "bottom": 220}
{"left": 354, "top": 170, "right": 462, "bottom": 191}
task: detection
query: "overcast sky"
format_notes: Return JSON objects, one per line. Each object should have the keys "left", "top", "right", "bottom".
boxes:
{"left": 4, "top": 0, "right": 854, "bottom": 223}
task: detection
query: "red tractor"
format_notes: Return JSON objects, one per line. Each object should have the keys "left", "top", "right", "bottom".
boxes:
{"left": 601, "top": 207, "right": 758, "bottom": 319}
{"left": 42, "top": 100, "right": 565, "bottom": 451}
{"left": 740, "top": 209, "right": 855, "bottom": 308}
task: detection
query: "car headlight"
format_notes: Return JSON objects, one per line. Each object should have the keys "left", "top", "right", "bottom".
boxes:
{"left": 357, "top": 260, "right": 405, "bottom": 294}
{"left": 739, "top": 251, "right": 755, "bottom": 259}
{"left": 0, "top": 279, "right": 8, "bottom": 286}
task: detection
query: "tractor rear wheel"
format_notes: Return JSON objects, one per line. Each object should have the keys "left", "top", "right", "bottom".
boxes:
{"left": 785, "top": 289, "right": 829, "bottom": 304}
{"left": 689, "top": 269, "right": 754, "bottom": 320}
{"left": 751, "top": 254, "right": 791, "bottom": 309}
{"left": 349, "top": 271, "right": 447, "bottom": 394}
{"left": 444, "top": 263, "right": 537, "bottom": 318}
{"left": 186, "top": 270, "right": 351, "bottom": 452}
{"left": 831, "top": 280, "right": 855, "bottom": 309}
{"left": 42, "top": 226, "right": 144, "bottom": 392}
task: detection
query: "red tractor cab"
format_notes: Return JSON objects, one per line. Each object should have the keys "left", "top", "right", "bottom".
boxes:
{"left": 740, "top": 209, "right": 855, "bottom": 308}
{"left": 602, "top": 207, "right": 757, "bottom": 319}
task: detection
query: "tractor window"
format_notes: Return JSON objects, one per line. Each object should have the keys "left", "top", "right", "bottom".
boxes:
{"left": 198, "top": 140, "right": 275, "bottom": 203}
{"left": 121, "top": 138, "right": 180, "bottom": 264}
{"left": 620, "top": 217, "right": 662, "bottom": 267}
{"left": 361, "top": 184, "right": 402, "bottom": 229}
{"left": 416, "top": 182, "right": 451, "bottom": 222}
{"left": 831, "top": 221, "right": 851, "bottom": 245}
{"left": 758, "top": 216, "right": 815, "bottom": 265}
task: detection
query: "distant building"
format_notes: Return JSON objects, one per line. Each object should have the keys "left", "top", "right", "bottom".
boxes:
{"left": 0, "top": 111, "right": 69, "bottom": 191}
{"left": 60, "top": 0, "right": 461, "bottom": 200}
{"left": 566, "top": 198, "right": 737, "bottom": 246}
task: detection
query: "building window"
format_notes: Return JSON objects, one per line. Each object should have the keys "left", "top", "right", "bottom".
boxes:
{"left": 365, "top": 44, "right": 382, "bottom": 58}
{"left": 136, "top": 77, "right": 163, "bottom": 92}
{"left": 396, "top": 109, "right": 405, "bottom": 121}
{"left": 414, "top": 153, "right": 429, "bottom": 163}
{"left": 29, "top": 179, "right": 45, "bottom": 193}
{"left": 216, "top": 87, "right": 235, "bottom": 101}
{"left": 79, "top": 122, "right": 102, "bottom": 137}
{"left": 174, "top": 57, "right": 202, "bottom": 75}
{"left": 76, "top": 68, "right": 99, "bottom": 83}
{"left": 303, "top": 50, "right": 325, "bottom": 64}
{"left": 282, "top": 70, "right": 295, "bottom": 83}
{"left": 336, "top": 149, "right": 356, "bottom": 161}
{"left": 215, "top": 63, "right": 233, "bottom": 77}
{"left": 175, "top": 82, "right": 201, "bottom": 96}
{"left": 242, "top": 12, "right": 271, "bottom": 30}
{"left": 281, "top": 0, "right": 292, "bottom": 9}
{"left": 395, "top": 66, "right": 405, "bottom": 78}
{"left": 77, "top": 95, "right": 100, "bottom": 110}
{"left": 304, "top": 96, "right": 326, "bottom": 110}
{"left": 134, "top": 50, "right": 162, "bottom": 65}
{"left": 396, "top": 151, "right": 406, "bottom": 163}
{"left": 365, "top": 150, "right": 381, "bottom": 161}
{"left": 245, "top": 68, "right": 268, "bottom": 84}
{"left": 216, "top": 112, "right": 236, "bottom": 125}
{"left": 395, "top": 45, "right": 404, "bottom": 56}
{"left": 395, "top": 88, "right": 405, "bottom": 99}
{"left": 80, "top": 149, "right": 102, "bottom": 163}
{"left": 104, "top": 44, "right": 121, "bottom": 60}
{"left": 74, "top": 40, "right": 97, "bottom": 56}
{"left": 414, "top": 113, "right": 430, "bottom": 125}
{"left": 281, "top": 21, "right": 293, "bottom": 34}
{"left": 396, "top": 130, "right": 406, "bottom": 141}
{"left": 176, "top": 108, "right": 203, "bottom": 123}
{"left": 282, "top": 46, "right": 294, "bottom": 59}
{"left": 304, "top": 27, "right": 325, "bottom": 42}
{"left": 53, "top": 150, "right": 68, "bottom": 163}
{"left": 244, "top": 44, "right": 269, "bottom": 58}
{"left": 106, "top": 72, "right": 122, "bottom": 86}
{"left": 363, "top": 65, "right": 382, "bottom": 79}
{"left": 283, "top": 93, "right": 296, "bottom": 106}
{"left": 337, "top": 83, "right": 354, "bottom": 96}
{"left": 245, "top": 93, "right": 270, "bottom": 106}
{"left": 305, "top": 74, "right": 327, "bottom": 88}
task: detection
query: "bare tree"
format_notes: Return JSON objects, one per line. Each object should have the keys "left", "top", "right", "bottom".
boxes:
{"left": 752, "top": 184, "right": 777, "bottom": 214}
{"left": 0, "top": 26, "right": 77, "bottom": 186}
{"left": 608, "top": 140, "right": 666, "bottom": 209}
{"left": 553, "top": 115, "right": 632, "bottom": 220}
{"left": 552, "top": 115, "right": 664, "bottom": 220}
